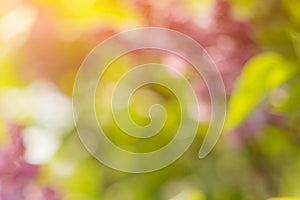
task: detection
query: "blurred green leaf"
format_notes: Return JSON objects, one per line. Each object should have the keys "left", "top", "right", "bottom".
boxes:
{"left": 229, "top": 0, "right": 256, "bottom": 19}
{"left": 283, "top": 0, "right": 300, "bottom": 27}
{"left": 226, "top": 52, "right": 298, "bottom": 131}
{"left": 291, "top": 33, "right": 300, "bottom": 62}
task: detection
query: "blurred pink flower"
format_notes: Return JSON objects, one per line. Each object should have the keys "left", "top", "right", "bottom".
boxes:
{"left": 0, "top": 123, "right": 60, "bottom": 200}
{"left": 133, "top": 0, "right": 258, "bottom": 92}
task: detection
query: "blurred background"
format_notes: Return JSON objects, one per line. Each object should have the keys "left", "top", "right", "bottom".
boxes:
{"left": 1, "top": 0, "right": 300, "bottom": 199}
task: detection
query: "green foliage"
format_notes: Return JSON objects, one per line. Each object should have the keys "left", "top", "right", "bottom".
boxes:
{"left": 2, "top": 0, "right": 300, "bottom": 199}
{"left": 226, "top": 52, "right": 298, "bottom": 131}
